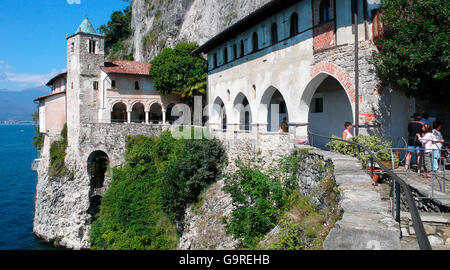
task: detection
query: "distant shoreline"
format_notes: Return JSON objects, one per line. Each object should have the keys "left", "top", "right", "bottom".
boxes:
{"left": 0, "top": 123, "right": 35, "bottom": 126}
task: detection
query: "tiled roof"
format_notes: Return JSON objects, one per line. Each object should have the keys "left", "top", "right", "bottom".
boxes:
{"left": 46, "top": 72, "right": 67, "bottom": 86}
{"left": 101, "top": 61, "right": 151, "bottom": 76}
{"left": 34, "top": 91, "right": 66, "bottom": 103}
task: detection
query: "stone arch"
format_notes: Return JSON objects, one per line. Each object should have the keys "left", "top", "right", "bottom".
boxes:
{"left": 233, "top": 92, "right": 252, "bottom": 131}
{"left": 259, "top": 86, "right": 290, "bottom": 132}
{"left": 87, "top": 150, "right": 109, "bottom": 189}
{"left": 111, "top": 102, "right": 127, "bottom": 123}
{"left": 310, "top": 62, "right": 356, "bottom": 103}
{"left": 301, "top": 72, "right": 354, "bottom": 149}
{"left": 211, "top": 96, "right": 227, "bottom": 130}
{"left": 165, "top": 103, "right": 178, "bottom": 125}
{"left": 149, "top": 102, "right": 163, "bottom": 124}
{"left": 86, "top": 150, "right": 109, "bottom": 223}
{"left": 131, "top": 102, "right": 145, "bottom": 123}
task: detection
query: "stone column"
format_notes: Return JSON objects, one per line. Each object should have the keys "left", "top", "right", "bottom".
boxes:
{"left": 162, "top": 110, "right": 167, "bottom": 125}
{"left": 127, "top": 111, "right": 131, "bottom": 124}
{"left": 145, "top": 111, "right": 149, "bottom": 124}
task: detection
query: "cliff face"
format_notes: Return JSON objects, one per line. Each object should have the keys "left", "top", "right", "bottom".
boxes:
{"left": 131, "top": 0, "right": 272, "bottom": 62}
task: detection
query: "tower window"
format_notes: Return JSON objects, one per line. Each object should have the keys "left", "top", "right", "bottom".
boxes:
{"left": 290, "top": 13, "right": 299, "bottom": 37}
{"left": 271, "top": 23, "right": 278, "bottom": 45}
{"left": 213, "top": 53, "right": 218, "bottom": 68}
{"left": 111, "top": 80, "right": 116, "bottom": 88}
{"left": 233, "top": 44, "right": 237, "bottom": 60}
{"left": 320, "top": 0, "right": 331, "bottom": 24}
{"left": 223, "top": 47, "right": 228, "bottom": 64}
{"left": 240, "top": 40, "right": 245, "bottom": 57}
{"left": 93, "top": 81, "right": 99, "bottom": 90}
{"left": 71, "top": 43, "right": 74, "bottom": 53}
{"left": 252, "top": 32, "right": 258, "bottom": 52}
{"left": 89, "top": 40, "right": 96, "bottom": 54}
{"left": 134, "top": 81, "right": 140, "bottom": 90}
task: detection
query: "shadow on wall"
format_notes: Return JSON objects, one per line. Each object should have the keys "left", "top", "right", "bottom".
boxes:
{"left": 368, "top": 88, "right": 415, "bottom": 149}
{"left": 416, "top": 99, "right": 450, "bottom": 140}
{"left": 308, "top": 76, "right": 354, "bottom": 150}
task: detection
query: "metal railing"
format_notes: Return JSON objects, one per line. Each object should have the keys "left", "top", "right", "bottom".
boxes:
{"left": 387, "top": 146, "right": 449, "bottom": 200}
{"left": 307, "top": 128, "right": 432, "bottom": 250}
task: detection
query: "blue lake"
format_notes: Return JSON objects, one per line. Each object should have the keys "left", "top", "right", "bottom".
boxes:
{"left": 0, "top": 125, "right": 59, "bottom": 250}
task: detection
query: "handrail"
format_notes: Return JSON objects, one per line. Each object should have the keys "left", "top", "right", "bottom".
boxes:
{"left": 307, "top": 128, "right": 432, "bottom": 250}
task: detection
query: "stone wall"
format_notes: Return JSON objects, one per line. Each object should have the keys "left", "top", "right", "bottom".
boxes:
{"left": 397, "top": 182, "right": 450, "bottom": 213}
{"left": 400, "top": 212, "right": 450, "bottom": 249}
{"left": 33, "top": 123, "right": 169, "bottom": 249}
{"left": 177, "top": 131, "right": 292, "bottom": 250}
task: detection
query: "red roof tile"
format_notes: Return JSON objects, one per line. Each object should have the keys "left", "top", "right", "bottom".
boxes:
{"left": 101, "top": 60, "right": 151, "bottom": 76}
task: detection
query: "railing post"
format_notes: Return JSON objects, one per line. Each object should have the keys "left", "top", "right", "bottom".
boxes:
{"left": 395, "top": 179, "right": 401, "bottom": 223}
{"left": 370, "top": 156, "right": 374, "bottom": 178}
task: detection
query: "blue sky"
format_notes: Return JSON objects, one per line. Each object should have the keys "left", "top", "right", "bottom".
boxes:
{"left": 0, "top": 0, "right": 130, "bottom": 91}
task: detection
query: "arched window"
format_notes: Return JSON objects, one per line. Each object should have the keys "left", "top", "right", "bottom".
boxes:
{"left": 320, "top": 0, "right": 331, "bottom": 24}
{"left": 290, "top": 13, "right": 299, "bottom": 37}
{"left": 111, "top": 102, "right": 127, "bottom": 123}
{"left": 252, "top": 32, "right": 258, "bottom": 52}
{"left": 134, "top": 81, "right": 140, "bottom": 90}
{"left": 111, "top": 80, "right": 116, "bottom": 88}
{"left": 213, "top": 53, "right": 218, "bottom": 68}
{"left": 233, "top": 44, "right": 237, "bottom": 60}
{"left": 240, "top": 40, "right": 245, "bottom": 57}
{"left": 271, "top": 23, "right": 278, "bottom": 45}
{"left": 223, "top": 47, "right": 228, "bottom": 64}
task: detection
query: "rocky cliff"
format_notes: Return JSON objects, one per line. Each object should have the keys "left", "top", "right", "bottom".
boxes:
{"left": 130, "top": 0, "right": 271, "bottom": 61}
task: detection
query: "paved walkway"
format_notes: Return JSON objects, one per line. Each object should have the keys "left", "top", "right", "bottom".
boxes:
{"left": 393, "top": 168, "right": 450, "bottom": 208}
{"left": 296, "top": 146, "right": 402, "bottom": 250}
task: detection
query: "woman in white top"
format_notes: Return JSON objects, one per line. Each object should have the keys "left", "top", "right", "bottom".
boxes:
{"left": 342, "top": 122, "right": 353, "bottom": 140}
{"left": 418, "top": 124, "right": 444, "bottom": 177}
{"left": 432, "top": 121, "right": 444, "bottom": 172}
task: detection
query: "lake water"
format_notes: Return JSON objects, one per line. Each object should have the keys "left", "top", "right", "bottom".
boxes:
{"left": 0, "top": 125, "right": 59, "bottom": 250}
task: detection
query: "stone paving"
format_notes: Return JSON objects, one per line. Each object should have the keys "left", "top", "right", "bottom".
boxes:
{"left": 393, "top": 167, "right": 450, "bottom": 208}
{"left": 296, "top": 146, "right": 402, "bottom": 250}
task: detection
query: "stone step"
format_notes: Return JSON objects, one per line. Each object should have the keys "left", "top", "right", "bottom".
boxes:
{"left": 324, "top": 227, "right": 402, "bottom": 250}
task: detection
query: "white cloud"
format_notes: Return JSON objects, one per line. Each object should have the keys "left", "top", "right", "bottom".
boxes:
{"left": 67, "top": 0, "right": 81, "bottom": 4}
{"left": 5, "top": 70, "right": 60, "bottom": 86}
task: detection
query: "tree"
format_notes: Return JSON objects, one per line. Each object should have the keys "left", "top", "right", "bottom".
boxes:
{"left": 372, "top": 0, "right": 449, "bottom": 100}
{"left": 150, "top": 42, "right": 207, "bottom": 98}
{"left": 99, "top": 5, "right": 132, "bottom": 57}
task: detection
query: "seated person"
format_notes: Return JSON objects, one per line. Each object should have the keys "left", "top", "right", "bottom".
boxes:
{"left": 279, "top": 118, "right": 289, "bottom": 133}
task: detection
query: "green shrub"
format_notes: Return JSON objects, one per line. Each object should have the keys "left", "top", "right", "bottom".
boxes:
{"left": 326, "top": 135, "right": 398, "bottom": 168}
{"left": 223, "top": 160, "right": 286, "bottom": 249}
{"left": 89, "top": 131, "right": 227, "bottom": 250}
{"left": 224, "top": 150, "right": 341, "bottom": 250}
{"left": 49, "top": 124, "right": 68, "bottom": 177}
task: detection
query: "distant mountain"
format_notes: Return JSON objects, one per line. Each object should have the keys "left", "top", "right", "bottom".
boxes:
{"left": 0, "top": 86, "right": 50, "bottom": 122}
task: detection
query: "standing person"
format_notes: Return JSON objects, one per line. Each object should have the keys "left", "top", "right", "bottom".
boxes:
{"left": 432, "top": 121, "right": 444, "bottom": 172}
{"left": 342, "top": 122, "right": 353, "bottom": 140}
{"left": 418, "top": 125, "right": 441, "bottom": 178}
{"left": 421, "top": 112, "right": 432, "bottom": 126}
{"left": 405, "top": 113, "right": 424, "bottom": 172}
{"left": 279, "top": 117, "right": 289, "bottom": 133}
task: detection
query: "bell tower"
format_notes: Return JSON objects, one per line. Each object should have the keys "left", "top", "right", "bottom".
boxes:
{"left": 66, "top": 18, "right": 105, "bottom": 148}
